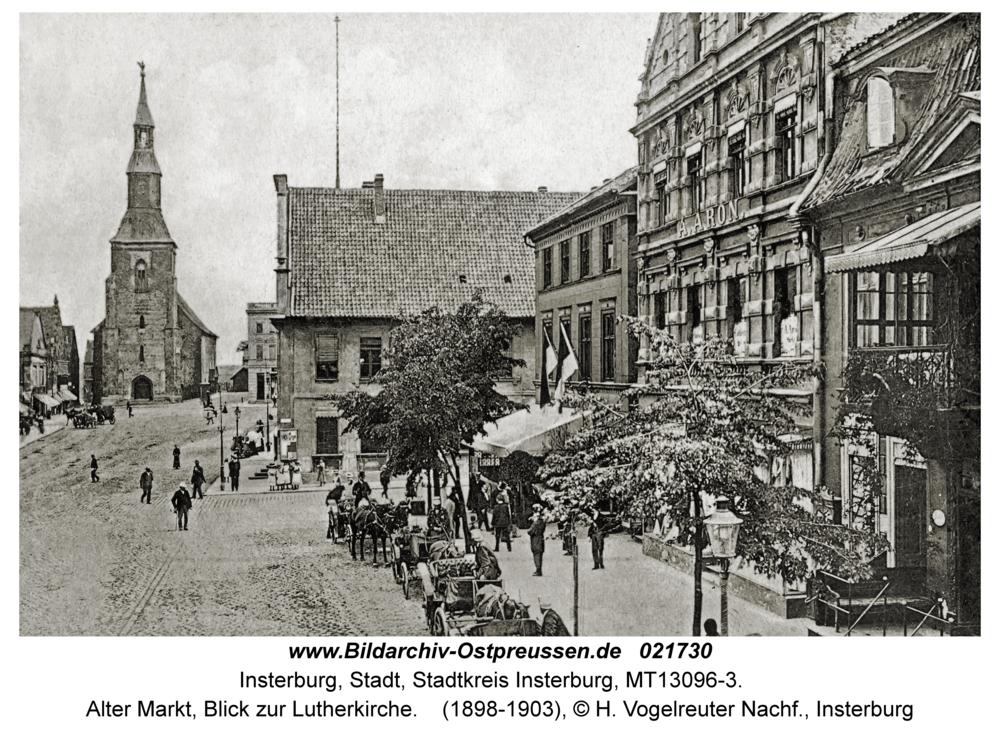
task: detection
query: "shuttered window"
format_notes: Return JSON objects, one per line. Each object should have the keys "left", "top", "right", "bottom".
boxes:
{"left": 315, "top": 334, "right": 339, "bottom": 381}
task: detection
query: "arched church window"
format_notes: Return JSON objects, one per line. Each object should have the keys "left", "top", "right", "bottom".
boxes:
{"left": 139, "top": 315, "right": 145, "bottom": 329}
{"left": 139, "top": 346, "right": 145, "bottom": 363}
{"left": 135, "top": 261, "right": 149, "bottom": 292}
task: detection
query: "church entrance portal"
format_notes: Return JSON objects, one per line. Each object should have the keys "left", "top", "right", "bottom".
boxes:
{"left": 132, "top": 375, "right": 153, "bottom": 400}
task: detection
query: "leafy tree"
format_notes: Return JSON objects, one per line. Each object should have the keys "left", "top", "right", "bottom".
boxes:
{"left": 332, "top": 294, "right": 524, "bottom": 546}
{"left": 538, "top": 319, "right": 888, "bottom": 635}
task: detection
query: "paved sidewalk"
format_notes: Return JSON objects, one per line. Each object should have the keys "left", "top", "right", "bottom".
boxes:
{"left": 19, "top": 415, "right": 69, "bottom": 449}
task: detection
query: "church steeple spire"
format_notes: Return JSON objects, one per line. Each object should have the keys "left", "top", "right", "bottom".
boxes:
{"left": 112, "top": 64, "right": 172, "bottom": 244}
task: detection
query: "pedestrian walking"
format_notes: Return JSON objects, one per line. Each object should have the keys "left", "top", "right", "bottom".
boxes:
{"left": 528, "top": 504, "right": 546, "bottom": 576}
{"left": 325, "top": 476, "right": 346, "bottom": 543}
{"left": 379, "top": 464, "right": 391, "bottom": 499}
{"left": 190, "top": 460, "right": 206, "bottom": 500}
{"left": 126, "top": 400, "right": 133, "bottom": 418}
{"left": 228, "top": 456, "right": 241, "bottom": 492}
{"left": 172, "top": 444, "right": 181, "bottom": 469}
{"left": 205, "top": 406, "right": 215, "bottom": 425}
{"left": 448, "top": 484, "right": 469, "bottom": 544}
{"left": 90, "top": 454, "right": 99, "bottom": 483}
{"left": 140, "top": 467, "right": 153, "bottom": 504}
{"left": 492, "top": 492, "right": 512, "bottom": 552}
{"left": 588, "top": 509, "right": 606, "bottom": 569}
{"left": 316, "top": 458, "right": 327, "bottom": 486}
{"left": 171, "top": 482, "right": 192, "bottom": 531}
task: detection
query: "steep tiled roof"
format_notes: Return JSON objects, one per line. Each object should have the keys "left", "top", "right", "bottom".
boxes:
{"left": 527, "top": 166, "right": 639, "bottom": 239}
{"left": 177, "top": 293, "right": 218, "bottom": 338}
{"left": 803, "top": 14, "right": 980, "bottom": 210}
{"left": 288, "top": 187, "right": 582, "bottom": 319}
{"left": 23, "top": 304, "right": 63, "bottom": 353}
{"left": 19, "top": 310, "right": 42, "bottom": 352}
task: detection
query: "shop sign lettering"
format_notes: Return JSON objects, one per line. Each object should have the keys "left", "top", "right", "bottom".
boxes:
{"left": 677, "top": 199, "right": 746, "bottom": 239}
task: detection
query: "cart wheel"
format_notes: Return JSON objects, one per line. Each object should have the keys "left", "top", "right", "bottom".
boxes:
{"left": 401, "top": 566, "right": 410, "bottom": 599}
{"left": 431, "top": 608, "right": 448, "bottom": 637}
{"left": 392, "top": 559, "right": 402, "bottom": 585}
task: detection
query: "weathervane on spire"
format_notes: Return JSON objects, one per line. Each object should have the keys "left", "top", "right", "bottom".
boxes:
{"left": 138, "top": 61, "right": 145, "bottom": 77}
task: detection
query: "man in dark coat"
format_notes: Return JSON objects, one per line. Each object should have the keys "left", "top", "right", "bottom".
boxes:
{"left": 469, "top": 474, "right": 492, "bottom": 531}
{"left": 326, "top": 477, "right": 346, "bottom": 542}
{"left": 588, "top": 509, "right": 606, "bottom": 569}
{"left": 90, "top": 455, "right": 99, "bottom": 483}
{"left": 190, "top": 460, "right": 206, "bottom": 500}
{"left": 528, "top": 505, "right": 547, "bottom": 576}
{"left": 140, "top": 467, "right": 153, "bottom": 504}
{"left": 126, "top": 400, "right": 133, "bottom": 418}
{"left": 379, "top": 464, "right": 391, "bottom": 499}
{"left": 539, "top": 601, "right": 571, "bottom": 636}
{"left": 228, "top": 456, "right": 241, "bottom": 492}
{"left": 171, "top": 482, "right": 192, "bottom": 531}
{"left": 353, "top": 471, "right": 372, "bottom": 506}
{"left": 492, "top": 492, "right": 512, "bottom": 552}
{"left": 172, "top": 445, "right": 181, "bottom": 469}
{"left": 470, "top": 529, "right": 501, "bottom": 580}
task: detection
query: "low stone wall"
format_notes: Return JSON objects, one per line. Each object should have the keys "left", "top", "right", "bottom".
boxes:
{"left": 642, "top": 534, "right": 807, "bottom": 619}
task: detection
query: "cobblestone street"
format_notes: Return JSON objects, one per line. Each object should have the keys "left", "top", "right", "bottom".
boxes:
{"left": 19, "top": 397, "right": 426, "bottom": 636}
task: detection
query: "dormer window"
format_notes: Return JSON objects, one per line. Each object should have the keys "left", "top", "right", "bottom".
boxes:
{"left": 867, "top": 77, "right": 895, "bottom": 149}
{"left": 135, "top": 260, "right": 149, "bottom": 292}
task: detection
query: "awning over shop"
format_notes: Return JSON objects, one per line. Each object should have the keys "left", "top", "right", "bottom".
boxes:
{"left": 57, "top": 390, "right": 77, "bottom": 402}
{"left": 472, "top": 404, "right": 587, "bottom": 458}
{"left": 825, "top": 201, "right": 980, "bottom": 273}
{"left": 34, "top": 394, "right": 60, "bottom": 409}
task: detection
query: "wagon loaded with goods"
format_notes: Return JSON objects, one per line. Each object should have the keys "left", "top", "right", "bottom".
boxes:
{"left": 416, "top": 548, "right": 539, "bottom": 637}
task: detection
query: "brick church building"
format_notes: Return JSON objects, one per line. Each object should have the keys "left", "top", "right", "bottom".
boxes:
{"left": 92, "top": 66, "right": 216, "bottom": 403}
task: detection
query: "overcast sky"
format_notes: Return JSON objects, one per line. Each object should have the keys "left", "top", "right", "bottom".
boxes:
{"left": 19, "top": 13, "right": 657, "bottom": 366}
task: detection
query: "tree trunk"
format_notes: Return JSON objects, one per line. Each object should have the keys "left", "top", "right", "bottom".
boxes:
{"left": 449, "top": 454, "right": 473, "bottom": 550}
{"left": 692, "top": 489, "right": 704, "bottom": 637}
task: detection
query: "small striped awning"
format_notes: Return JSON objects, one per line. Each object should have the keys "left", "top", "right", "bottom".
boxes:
{"left": 35, "top": 394, "right": 60, "bottom": 409}
{"left": 826, "top": 202, "right": 980, "bottom": 273}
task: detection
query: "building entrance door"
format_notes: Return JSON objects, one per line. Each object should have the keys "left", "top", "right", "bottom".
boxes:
{"left": 256, "top": 372, "right": 265, "bottom": 400}
{"left": 132, "top": 375, "right": 153, "bottom": 400}
{"left": 892, "top": 464, "right": 926, "bottom": 569}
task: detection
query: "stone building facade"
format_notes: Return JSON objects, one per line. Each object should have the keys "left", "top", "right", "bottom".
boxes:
{"left": 526, "top": 167, "right": 639, "bottom": 404}
{"left": 245, "top": 302, "right": 280, "bottom": 402}
{"left": 271, "top": 173, "right": 580, "bottom": 477}
{"left": 92, "top": 67, "right": 217, "bottom": 403}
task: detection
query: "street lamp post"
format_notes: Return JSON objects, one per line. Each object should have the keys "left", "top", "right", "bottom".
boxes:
{"left": 234, "top": 406, "right": 241, "bottom": 440}
{"left": 704, "top": 496, "right": 743, "bottom": 637}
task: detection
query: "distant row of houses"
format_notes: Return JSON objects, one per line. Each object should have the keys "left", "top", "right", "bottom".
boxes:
{"left": 260, "top": 13, "right": 979, "bottom": 632}
{"left": 19, "top": 296, "right": 81, "bottom": 416}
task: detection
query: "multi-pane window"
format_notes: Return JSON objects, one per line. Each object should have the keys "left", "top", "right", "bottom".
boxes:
{"left": 316, "top": 417, "right": 339, "bottom": 455}
{"left": 579, "top": 231, "right": 591, "bottom": 278}
{"left": 135, "top": 261, "right": 148, "bottom": 293}
{"left": 601, "top": 310, "right": 616, "bottom": 381}
{"left": 867, "top": 77, "right": 894, "bottom": 149}
{"left": 692, "top": 14, "right": 705, "bottom": 64}
{"left": 729, "top": 131, "right": 748, "bottom": 199}
{"left": 360, "top": 337, "right": 382, "bottom": 380}
{"left": 543, "top": 248, "right": 552, "bottom": 288}
{"left": 854, "top": 272, "right": 935, "bottom": 347}
{"left": 687, "top": 153, "right": 704, "bottom": 211}
{"left": 656, "top": 183, "right": 668, "bottom": 226}
{"left": 315, "top": 334, "right": 339, "bottom": 381}
{"left": 734, "top": 12, "right": 747, "bottom": 33}
{"left": 601, "top": 222, "right": 614, "bottom": 272}
{"left": 560, "top": 240, "right": 570, "bottom": 283}
{"left": 776, "top": 109, "right": 797, "bottom": 182}
{"left": 256, "top": 344, "right": 264, "bottom": 360}
{"left": 578, "top": 313, "right": 592, "bottom": 380}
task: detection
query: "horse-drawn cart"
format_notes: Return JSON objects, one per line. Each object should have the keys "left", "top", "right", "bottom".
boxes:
{"left": 416, "top": 556, "right": 538, "bottom": 637}
{"left": 68, "top": 408, "right": 96, "bottom": 428}
{"left": 391, "top": 528, "right": 447, "bottom": 600}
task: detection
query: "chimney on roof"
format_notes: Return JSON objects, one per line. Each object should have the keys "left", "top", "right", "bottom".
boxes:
{"left": 362, "top": 181, "right": 374, "bottom": 188}
{"left": 538, "top": 186, "right": 548, "bottom": 193}
{"left": 374, "top": 173, "right": 385, "bottom": 224}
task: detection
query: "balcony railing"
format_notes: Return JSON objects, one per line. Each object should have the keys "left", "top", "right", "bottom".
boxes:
{"left": 848, "top": 344, "right": 978, "bottom": 409}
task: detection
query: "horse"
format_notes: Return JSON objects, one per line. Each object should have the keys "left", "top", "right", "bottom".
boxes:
{"left": 349, "top": 502, "right": 394, "bottom": 566}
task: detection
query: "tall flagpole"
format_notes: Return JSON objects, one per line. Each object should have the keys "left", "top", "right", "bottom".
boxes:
{"left": 335, "top": 15, "right": 341, "bottom": 190}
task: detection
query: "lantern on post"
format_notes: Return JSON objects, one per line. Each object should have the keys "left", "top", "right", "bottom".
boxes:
{"left": 704, "top": 496, "right": 743, "bottom": 636}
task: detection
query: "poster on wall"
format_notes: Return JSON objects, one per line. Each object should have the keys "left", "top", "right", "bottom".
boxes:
{"left": 277, "top": 428, "right": 297, "bottom": 461}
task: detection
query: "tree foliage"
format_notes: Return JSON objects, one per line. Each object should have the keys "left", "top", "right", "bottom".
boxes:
{"left": 332, "top": 294, "right": 525, "bottom": 522}
{"left": 539, "top": 318, "right": 888, "bottom": 634}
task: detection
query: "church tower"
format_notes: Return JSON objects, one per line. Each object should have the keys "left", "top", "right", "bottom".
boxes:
{"left": 100, "top": 63, "right": 181, "bottom": 401}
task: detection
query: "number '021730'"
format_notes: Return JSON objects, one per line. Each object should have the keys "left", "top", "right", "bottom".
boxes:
{"left": 639, "top": 642, "right": 712, "bottom": 659}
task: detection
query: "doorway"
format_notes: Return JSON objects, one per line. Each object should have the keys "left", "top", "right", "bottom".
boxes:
{"left": 132, "top": 375, "right": 153, "bottom": 400}
{"left": 256, "top": 372, "right": 265, "bottom": 401}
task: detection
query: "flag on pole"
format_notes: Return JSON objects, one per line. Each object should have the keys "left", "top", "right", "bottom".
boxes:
{"left": 554, "top": 320, "right": 579, "bottom": 406}
{"left": 539, "top": 328, "right": 556, "bottom": 406}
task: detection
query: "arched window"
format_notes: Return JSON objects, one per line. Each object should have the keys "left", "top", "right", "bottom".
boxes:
{"left": 139, "top": 346, "right": 145, "bottom": 363}
{"left": 139, "top": 315, "right": 145, "bottom": 329}
{"left": 135, "top": 260, "right": 149, "bottom": 292}
{"left": 867, "top": 77, "right": 894, "bottom": 149}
